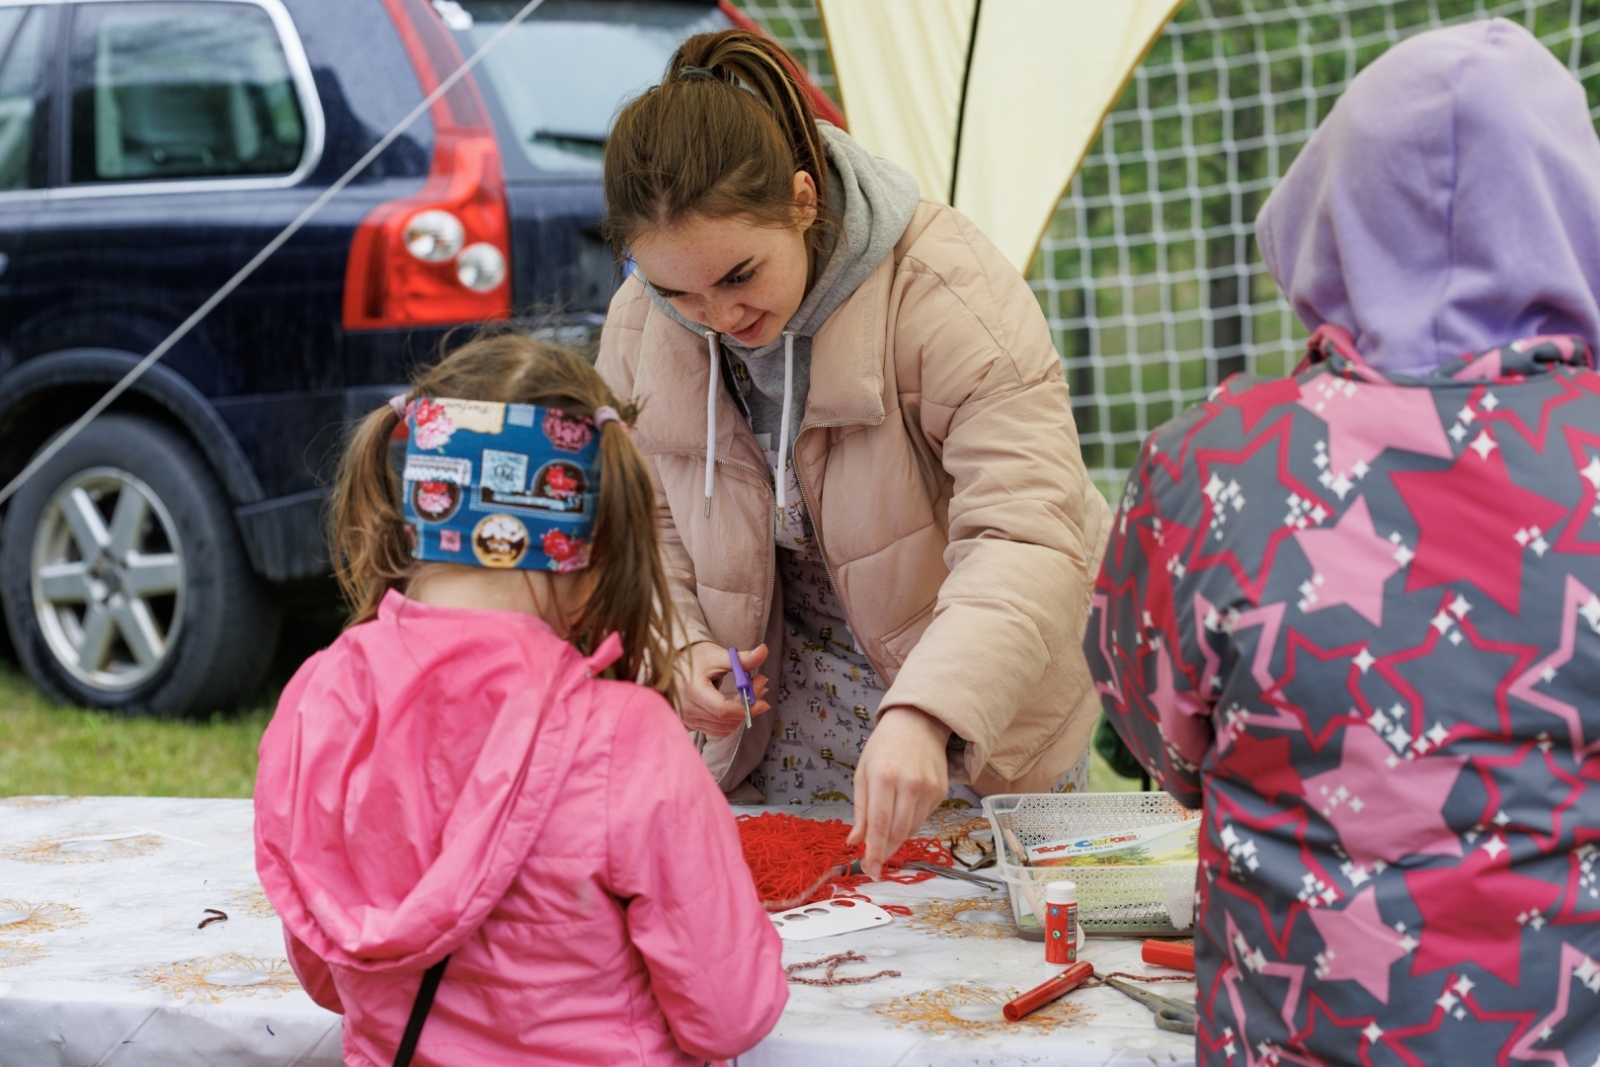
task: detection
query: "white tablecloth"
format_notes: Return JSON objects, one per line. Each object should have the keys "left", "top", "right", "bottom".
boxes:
{"left": 0, "top": 797, "right": 1195, "bottom": 1066}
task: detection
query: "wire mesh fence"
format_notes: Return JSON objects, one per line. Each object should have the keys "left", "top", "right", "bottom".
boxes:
{"left": 734, "top": 0, "right": 1600, "bottom": 495}
{"left": 1037, "top": 0, "right": 1600, "bottom": 493}
{"left": 730, "top": 0, "right": 838, "bottom": 100}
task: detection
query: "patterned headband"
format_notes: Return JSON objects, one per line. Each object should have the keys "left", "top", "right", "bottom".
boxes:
{"left": 401, "top": 398, "right": 601, "bottom": 572}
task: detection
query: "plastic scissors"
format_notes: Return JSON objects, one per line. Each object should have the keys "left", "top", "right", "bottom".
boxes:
{"left": 728, "top": 647, "right": 754, "bottom": 729}
{"left": 1102, "top": 975, "right": 1197, "bottom": 1035}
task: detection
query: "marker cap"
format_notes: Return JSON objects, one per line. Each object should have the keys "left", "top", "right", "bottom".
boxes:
{"left": 1045, "top": 880, "right": 1078, "bottom": 905}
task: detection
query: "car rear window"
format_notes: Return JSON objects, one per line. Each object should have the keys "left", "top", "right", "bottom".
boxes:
{"left": 446, "top": 0, "right": 728, "bottom": 174}
{"left": 69, "top": 1, "right": 307, "bottom": 184}
{"left": 0, "top": 7, "right": 45, "bottom": 191}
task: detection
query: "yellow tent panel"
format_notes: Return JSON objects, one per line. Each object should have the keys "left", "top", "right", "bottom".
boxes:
{"left": 818, "top": 0, "right": 1183, "bottom": 271}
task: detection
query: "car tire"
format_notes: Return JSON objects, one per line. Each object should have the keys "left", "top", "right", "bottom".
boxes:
{"left": 0, "top": 414, "right": 281, "bottom": 716}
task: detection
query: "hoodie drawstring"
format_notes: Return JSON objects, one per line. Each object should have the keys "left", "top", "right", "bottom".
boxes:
{"left": 705, "top": 328, "right": 798, "bottom": 518}
{"left": 704, "top": 329, "right": 717, "bottom": 517}
{"left": 777, "top": 331, "right": 795, "bottom": 511}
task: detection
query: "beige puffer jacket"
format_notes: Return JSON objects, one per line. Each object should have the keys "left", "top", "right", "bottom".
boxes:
{"left": 596, "top": 199, "right": 1113, "bottom": 792}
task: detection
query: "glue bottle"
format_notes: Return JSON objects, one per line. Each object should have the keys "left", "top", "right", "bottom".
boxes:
{"left": 1044, "top": 880, "right": 1079, "bottom": 965}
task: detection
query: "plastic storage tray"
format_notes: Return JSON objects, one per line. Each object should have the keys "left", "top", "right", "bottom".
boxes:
{"left": 982, "top": 792, "right": 1199, "bottom": 938}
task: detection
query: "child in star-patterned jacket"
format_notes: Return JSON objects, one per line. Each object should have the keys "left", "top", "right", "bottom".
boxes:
{"left": 1087, "top": 19, "right": 1600, "bottom": 1067}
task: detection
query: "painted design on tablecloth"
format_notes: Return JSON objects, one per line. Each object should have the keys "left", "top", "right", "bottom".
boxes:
{"left": 0, "top": 941, "right": 47, "bottom": 968}
{"left": 903, "top": 897, "right": 1017, "bottom": 940}
{"left": 228, "top": 884, "right": 276, "bottom": 919}
{"left": 1, "top": 830, "right": 163, "bottom": 863}
{"left": 136, "top": 953, "right": 301, "bottom": 1002}
{"left": 1087, "top": 331, "right": 1600, "bottom": 1066}
{"left": 0, "top": 900, "right": 87, "bottom": 936}
{"left": 924, "top": 811, "right": 993, "bottom": 837}
{"left": 875, "top": 982, "right": 1091, "bottom": 1035}
{"left": 0, "top": 796, "right": 80, "bottom": 809}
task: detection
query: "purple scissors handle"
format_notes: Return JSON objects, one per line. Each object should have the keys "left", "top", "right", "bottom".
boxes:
{"left": 728, "top": 647, "right": 754, "bottom": 729}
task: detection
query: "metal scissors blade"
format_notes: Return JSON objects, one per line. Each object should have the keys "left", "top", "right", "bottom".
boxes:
{"left": 1103, "top": 976, "right": 1196, "bottom": 1035}
{"left": 900, "top": 860, "right": 1003, "bottom": 890}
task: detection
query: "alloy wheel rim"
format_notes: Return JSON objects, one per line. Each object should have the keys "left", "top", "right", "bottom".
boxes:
{"left": 31, "top": 467, "right": 185, "bottom": 692}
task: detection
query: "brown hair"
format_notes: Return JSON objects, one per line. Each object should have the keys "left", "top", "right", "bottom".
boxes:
{"left": 329, "top": 328, "right": 678, "bottom": 696}
{"left": 604, "top": 29, "right": 832, "bottom": 280}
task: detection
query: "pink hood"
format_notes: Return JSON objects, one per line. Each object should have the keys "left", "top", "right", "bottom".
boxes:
{"left": 255, "top": 591, "right": 786, "bottom": 1065}
{"left": 257, "top": 593, "right": 604, "bottom": 972}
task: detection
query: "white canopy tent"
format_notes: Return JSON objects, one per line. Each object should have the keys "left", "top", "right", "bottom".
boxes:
{"left": 816, "top": 0, "right": 1184, "bottom": 272}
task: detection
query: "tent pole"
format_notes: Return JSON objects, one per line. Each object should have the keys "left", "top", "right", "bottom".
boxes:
{"left": 948, "top": 0, "right": 983, "bottom": 206}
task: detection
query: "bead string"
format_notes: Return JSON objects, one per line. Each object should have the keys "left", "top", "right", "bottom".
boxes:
{"left": 736, "top": 812, "right": 953, "bottom": 913}
{"left": 1086, "top": 972, "right": 1195, "bottom": 985}
{"left": 785, "top": 950, "right": 902, "bottom": 986}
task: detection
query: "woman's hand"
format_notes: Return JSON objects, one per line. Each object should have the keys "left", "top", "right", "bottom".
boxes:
{"left": 677, "top": 642, "right": 770, "bottom": 738}
{"left": 848, "top": 706, "right": 952, "bottom": 877}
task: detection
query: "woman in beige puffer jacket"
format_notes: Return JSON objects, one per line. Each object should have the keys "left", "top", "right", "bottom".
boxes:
{"left": 598, "top": 30, "right": 1111, "bottom": 872}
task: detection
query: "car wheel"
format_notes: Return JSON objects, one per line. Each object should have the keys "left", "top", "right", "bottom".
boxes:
{"left": 0, "top": 414, "right": 281, "bottom": 715}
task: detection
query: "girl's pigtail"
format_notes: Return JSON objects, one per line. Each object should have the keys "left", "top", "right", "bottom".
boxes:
{"left": 584, "top": 405, "right": 680, "bottom": 701}
{"left": 330, "top": 401, "right": 413, "bottom": 626}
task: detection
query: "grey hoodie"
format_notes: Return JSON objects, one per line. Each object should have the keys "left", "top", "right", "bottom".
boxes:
{"left": 644, "top": 123, "right": 922, "bottom": 467}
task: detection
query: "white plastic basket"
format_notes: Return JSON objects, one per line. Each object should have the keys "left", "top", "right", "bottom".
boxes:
{"left": 982, "top": 792, "right": 1199, "bottom": 938}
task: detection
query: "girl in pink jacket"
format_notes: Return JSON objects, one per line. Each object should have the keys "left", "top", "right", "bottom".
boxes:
{"left": 254, "top": 333, "right": 787, "bottom": 1067}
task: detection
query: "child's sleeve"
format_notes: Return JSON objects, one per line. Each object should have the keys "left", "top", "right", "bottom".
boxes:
{"left": 605, "top": 687, "right": 787, "bottom": 1061}
{"left": 1084, "top": 430, "right": 1215, "bottom": 809}
{"left": 283, "top": 927, "right": 344, "bottom": 1014}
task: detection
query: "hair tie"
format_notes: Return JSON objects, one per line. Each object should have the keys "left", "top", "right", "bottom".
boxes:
{"left": 678, "top": 65, "right": 718, "bottom": 82}
{"left": 388, "top": 394, "right": 408, "bottom": 418}
{"left": 592, "top": 406, "right": 628, "bottom": 434}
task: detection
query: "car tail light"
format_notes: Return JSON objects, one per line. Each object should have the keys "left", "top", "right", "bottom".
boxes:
{"left": 344, "top": 0, "right": 511, "bottom": 330}
{"left": 403, "top": 209, "right": 465, "bottom": 262}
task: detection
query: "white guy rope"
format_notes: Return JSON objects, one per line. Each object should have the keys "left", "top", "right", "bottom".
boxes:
{"left": 0, "top": 0, "right": 548, "bottom": 509}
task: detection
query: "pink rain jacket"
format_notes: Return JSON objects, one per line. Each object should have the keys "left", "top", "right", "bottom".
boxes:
{"left": 254, "top": 591, "right": 787, "bottom": 1066}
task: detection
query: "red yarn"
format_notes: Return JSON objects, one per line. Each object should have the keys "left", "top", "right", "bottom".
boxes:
{"left": 736, "top": 812, "right": 955, "bottom": 913}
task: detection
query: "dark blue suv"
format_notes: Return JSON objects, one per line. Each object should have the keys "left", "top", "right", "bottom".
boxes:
{"left": 0, "top": 0, "right": 793, "bottom": 715}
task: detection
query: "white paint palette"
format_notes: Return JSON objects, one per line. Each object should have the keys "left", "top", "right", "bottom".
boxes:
{"left": 769, "top": 898, "right": 894, "bottom": 941}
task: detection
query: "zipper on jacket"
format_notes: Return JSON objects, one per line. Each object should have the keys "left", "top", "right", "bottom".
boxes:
{"left": 653, "top": 447, "right": 778, "bottom": 790}
{"left": 714, "top": 453, "right": 778, "bottom": 791}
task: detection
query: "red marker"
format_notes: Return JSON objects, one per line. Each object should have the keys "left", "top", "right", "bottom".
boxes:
{"left": 1141, "top": 939, "right": 1195, "bottom": 972}
{"left": 1003, "top": 961, "right": 1095, "bottom": 1022}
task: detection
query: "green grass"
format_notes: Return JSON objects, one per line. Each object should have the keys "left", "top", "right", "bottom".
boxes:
{"left": 0, "top": 659, "right": 1147, "bottom": 799}
{"left": 1087, "top": 746, "right": 1144, "bottom": 793}
{"left": 0, "top": 663, "right": 272, "bottom": 798}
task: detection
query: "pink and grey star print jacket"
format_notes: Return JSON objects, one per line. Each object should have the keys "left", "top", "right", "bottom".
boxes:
{"left": 1087, "top": 326, "right": 1600, "bottom": 1066}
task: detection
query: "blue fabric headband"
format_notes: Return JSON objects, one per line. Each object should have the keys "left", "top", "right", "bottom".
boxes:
{"left": 401, "top": 397, "right": 601, "bottom": 572}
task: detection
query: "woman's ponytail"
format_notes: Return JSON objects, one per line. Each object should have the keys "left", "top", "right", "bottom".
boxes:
{"left": 329, "top": 399, "right": 412, "bottom": 626}
{"left": 605, "top": 29, "right": 834, "bottom": 275}
{"left": 668, "top": 31, "right": 829, "bottom": 216}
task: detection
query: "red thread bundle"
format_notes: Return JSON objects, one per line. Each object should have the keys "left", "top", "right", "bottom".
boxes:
{"left": 736, "top": 812, "right": 955, "bottom": 912}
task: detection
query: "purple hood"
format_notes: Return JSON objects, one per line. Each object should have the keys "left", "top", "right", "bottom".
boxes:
{"left": 1256, "top": 18, "right": 1600, "bottom": 375}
